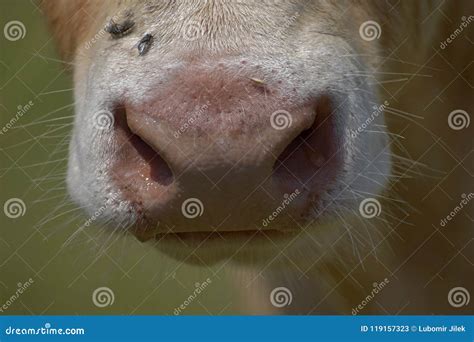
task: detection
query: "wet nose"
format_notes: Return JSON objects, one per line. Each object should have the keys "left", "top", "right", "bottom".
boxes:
{"left": 112, "top": 64, "right": 339, "bottom": 232}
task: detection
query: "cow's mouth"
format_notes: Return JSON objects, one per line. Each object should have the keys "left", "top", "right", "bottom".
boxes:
{"left": 154, "top": 228, "right": 297, "bottom": 243}
{"left": 148, "top": 228, "right": 301, "bottom": 263}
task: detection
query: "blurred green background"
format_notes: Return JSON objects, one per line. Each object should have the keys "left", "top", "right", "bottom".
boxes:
{"left": 0, "top": 0, "right": 234, "bottom": 315}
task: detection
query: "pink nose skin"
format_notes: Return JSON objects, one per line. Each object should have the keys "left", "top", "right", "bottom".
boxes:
{"left": 111, "top": 63, "right": 342, "bottom": 235}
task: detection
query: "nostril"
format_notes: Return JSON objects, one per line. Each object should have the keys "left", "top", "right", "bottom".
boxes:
{"left": 272, "top": 96, "right": 341, "bottom": 191}
{"left": 129, "top": 134, "right": 174, "bottom": 186}
{"left": 114, "top": 107, "right": 174, "bottom": 186}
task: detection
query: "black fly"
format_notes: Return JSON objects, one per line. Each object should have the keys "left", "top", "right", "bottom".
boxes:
{"left": 137, "top": 34, "right": 153, "bottom": 56}
{"left": 105, "top": 18, "right": 135, "bottom": 38}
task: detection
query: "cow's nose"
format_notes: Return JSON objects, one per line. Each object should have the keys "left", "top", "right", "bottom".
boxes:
{"left": 112, "top": 65, "right": 341, "bottom": 233}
